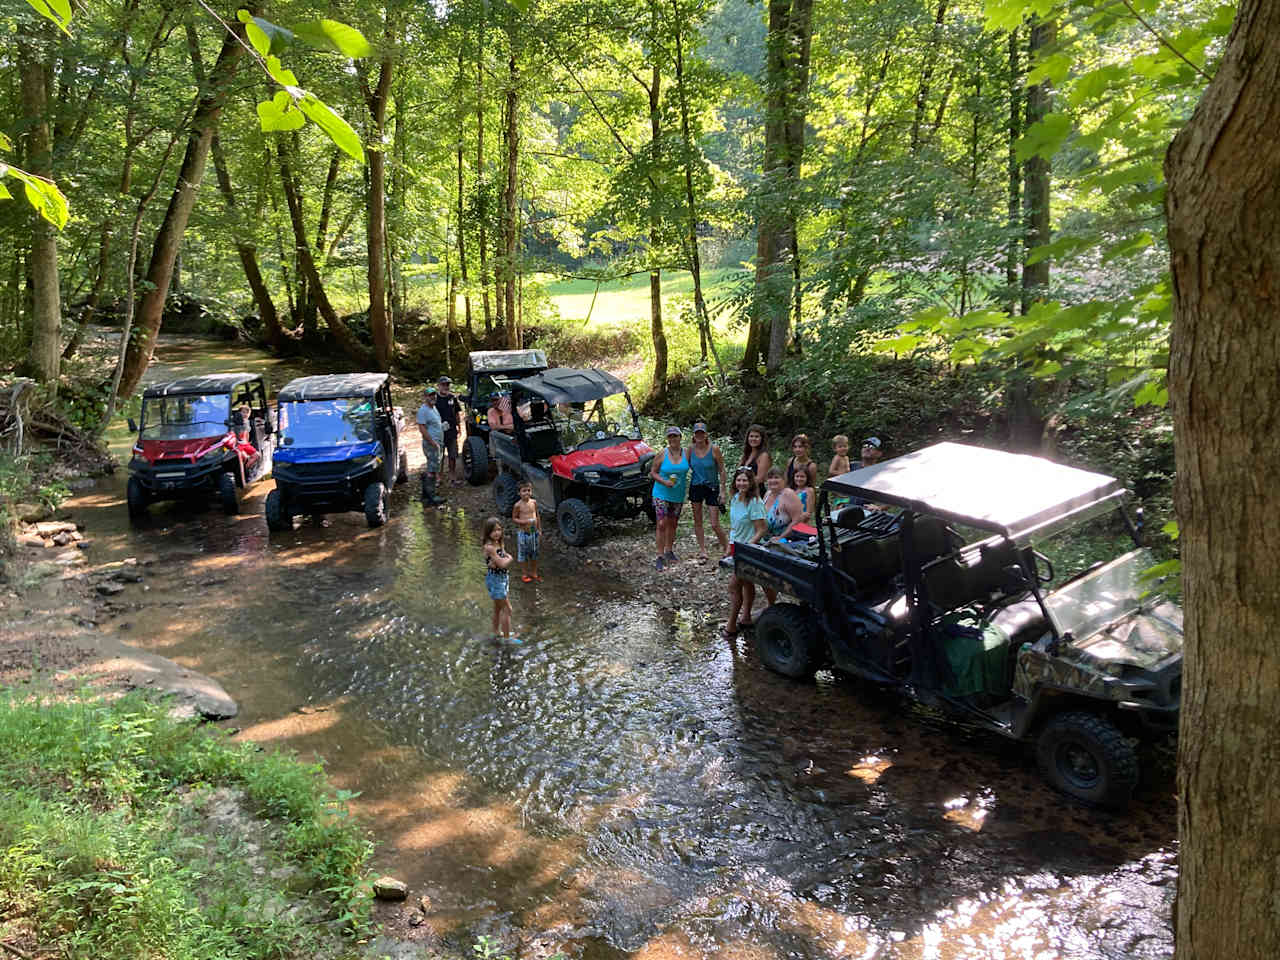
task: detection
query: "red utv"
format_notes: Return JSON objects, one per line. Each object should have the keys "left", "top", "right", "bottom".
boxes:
{"left": 490, "top": 367, "right": 655, "bottom": 545}
{"left": 126, "top": 373, "right": 273, "bottom": 519}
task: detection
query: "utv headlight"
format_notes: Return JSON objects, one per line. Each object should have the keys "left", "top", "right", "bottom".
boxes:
{"left": 580, "top": 470, "right": 601, "bottom": 481}
{"left": 197, "top": 443, "right": 228, "bottom": 462}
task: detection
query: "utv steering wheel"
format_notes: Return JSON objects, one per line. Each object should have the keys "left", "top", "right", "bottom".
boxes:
{"left": 1031, "top": 549, "right": 1055, "bottom": 583}
{"left": 608, "top": 419, "right": 620, "bottom": 436}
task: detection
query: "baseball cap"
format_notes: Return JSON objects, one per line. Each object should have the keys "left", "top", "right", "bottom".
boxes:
{"left": 692, "top": 421, "right": 708, "bottom": 433}
{"left": 437, "top": 375, "right": 452, "bottom": 384}
{"left": 665, "top": 425, "right": 682, "bottom": 437}
{"left": 862, "top": 436, "right": 881, "bottom": 448}
{"left": 422, "top": 385, "right": 437, "bottom": 396}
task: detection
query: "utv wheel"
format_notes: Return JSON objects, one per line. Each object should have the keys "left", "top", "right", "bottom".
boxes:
{"left": 218, "top": 471, "right": 240, "bottom": 515}
{"left": 397, "top": 449, "right": 409, "bottom": 485}
{"left": 265, "top": 489, "right": 292, "bottom": 532}
{"left": 464, "top": 435, "right": 489, "bottom": 485}
{"left": 754, "top": 603, "right": 819, "bottom": 679}
{"left": 556, "top": 498, "right": 594, "bottom": 546}
{"left": 126, "top": 477, "right": 149, "bottom": 520}
{"left": 1036, "top": 711, "right": 1139, "bottom": 808}
{"left": 493, "top": 472, "right": 520, "bottom": 516}
{"left": 364, "top": 481, "right": 388, "bottom": 528}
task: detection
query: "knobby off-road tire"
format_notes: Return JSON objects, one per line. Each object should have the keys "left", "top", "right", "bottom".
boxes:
{"left": 1036, "top": 711, "right": 1139, "bottom": 808}
{"left": 364, "top": 481, "right": 388, "bottom": 528}
{"left": 754, "top": 603, "right": 820, "bottom": 679}
{"left": 218, "top": 471, "right": 240, "bottom": 515}
{"left": 265, "top": 488, "right": 293, "bottom": 532}
{"left": 464, "top": 435, "right": 489, "bottom": 486}
{"left": 126, "top": 477, "right": 149, "bottom": 520}
{"left": 556, "top": 498, "right": 594, "bottom": 546}
{"left": 494, "top": 472, "right": 520, "bottom": 516}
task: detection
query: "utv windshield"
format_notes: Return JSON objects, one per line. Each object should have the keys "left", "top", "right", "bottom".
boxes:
{"left": 549, "top": 396, "right": 637, "bottom": 448}
{"left": 140, "top": 394, "right": 230, "bottom": 440}
{"left": 278, "top": 398, "right": 375, "bottom": 446}
{"left": 1044, "top": 549, "right": 1154, "bottom": 640}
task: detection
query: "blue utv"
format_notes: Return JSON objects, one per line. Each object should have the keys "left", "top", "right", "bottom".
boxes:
{"left": 266, "top": 373, "right": 408, "bottom": 531}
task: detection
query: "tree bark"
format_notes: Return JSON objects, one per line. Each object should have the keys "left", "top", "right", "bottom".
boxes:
{"left": 116, "top": 20, "right": 248, "bottom": 400}
{"left": 278, "top": 143, "right": 372, "bottom": 365}
{"left": 647, "top": 49, "right": 667, "bottom": 399}
{"left": 18, "top": 37, "right": 61, "bottom": 384}
{"left": 210, "top": 136, "right": 284, "bottom": 349}
{"left": 456, "top": 48, "right": 473, "bottom": 344}
{"left": 476, "top": 20, "right": 492, "bottom": 337}
{"left": 501, "top": 54, "right": 520, "bottom": 347}
{"left": 1165, "top": 3, "right": 1280, "bottom": 958}
{"left": 1020, "top": 17, "right": 1054, "bottom": 314}
{"left": 909, "top": 0, "right": 950, "bottom": 155}
{"left": 360, "top": 53, "right": 395, "bottom": 371}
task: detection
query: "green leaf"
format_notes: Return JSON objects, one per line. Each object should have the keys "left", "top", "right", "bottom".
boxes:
{"left": 983, "top": 0, "right": 1053, "bottom": 31}
{"left": 1015, "top": 113, "right": 1073, "bottom": 162}
{"left": 0, "top": 132, "right": 10, "bottom": 151}
{"left": 264, "top": 55, "right": 301, "bottom": 89}
{"left": 291, "top": 19, "right": 373, "bottom": 58}
{"left": 245, "top": 21, "right": 272, "bottom": 57}
{"left": 1161, "top": 520, "right": 1180, "bottom": 541}
{"left": 8, "top": 170, "right": 70, "bottom": 229}
{"left": 508, "top": 0, "right": 532, "bottom": 12}
{"left": 298, "top": 96, "right": 364, "bottom": 162}
{"left": 1069, "top": 64, "right": 1127, "bottom": 106}
{"left": 1139, "top": 558, "right": 1181, "bottom": 582}
{"left": 1027, "top": 51, "right": 1073, "bottom": 87}
{"left": 1101, "top": 230, "right": 1155, "bottom": 264}
{"left": 24, "top": 0, "right": 72, "bottom": 33}
{"left": 0, "top": 182, "right": 11, "bottom": 201}
{"left": 257, "top": 91, "right": 306, "bottom": 132}
{"left": 1026, "top": 234, "right": 1094, "bottom": 265}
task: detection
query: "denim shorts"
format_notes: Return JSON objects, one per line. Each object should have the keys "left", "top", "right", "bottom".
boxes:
{"left": 485, "top": 570, "right": 509, "bottom": 599}
{"left": 517, "top": 530, "right": 540, "bottom": 561}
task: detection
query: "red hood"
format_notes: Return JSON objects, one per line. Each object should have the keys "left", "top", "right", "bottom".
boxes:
{"left": 133, "top": 434, "right": 231, "bottom": 464}
{"left": 552, "top": 439, "right": 653, "bottom": 478}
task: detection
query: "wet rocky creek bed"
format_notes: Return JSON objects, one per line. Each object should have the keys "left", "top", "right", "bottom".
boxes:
{"left": 53, "top": 336, "right": 1180, "bottom": 958}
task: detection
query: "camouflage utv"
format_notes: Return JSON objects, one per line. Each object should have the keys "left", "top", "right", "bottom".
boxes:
{"left": 733, "top": 441, "right": 1182, "bottom": 807}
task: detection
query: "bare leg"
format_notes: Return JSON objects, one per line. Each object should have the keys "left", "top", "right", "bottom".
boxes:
{"left": 763, "top": 586, "right": 777, "bottom": 607}
{"left": 741, "top": 582, "right": 757, "bottom": 625}
{"left": 500, "top": 599, "right": 512, "bottom": 637}
{"left": 710, "top": 505, "right": 728, "bottom": 554}
{"left": 492, "top": 599, "right": 501, "bottom": 636}
{"left": 727, "top": 574, "right": 743, "bottom": 632}
{"left": 691, "top": 501, "right": 706, "bottom": 557}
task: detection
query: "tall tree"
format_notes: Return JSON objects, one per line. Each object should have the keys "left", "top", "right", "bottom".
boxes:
{"left": 1165, "top": 1, "right": 1280, "bottom": 956}
{"left": 358, "top": 29, "right": 395, "bottom": 371}
{"left": 18, "top": 30, "right": 61, "bottom": 383}
{"left": 116, "top": 17, "right": 249, "bottom": 400}
{"left": 1020, "top": 16, "right": 1054, "bottom": 313}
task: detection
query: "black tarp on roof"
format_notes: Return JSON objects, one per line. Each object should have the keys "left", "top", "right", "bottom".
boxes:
{"left": 141, "top": 373, "right": 261, "bottom": 398}
{"left": 276, "top": 373, "right": 389, "bottom": 402}
{"left": 510, "top": 368, "right": 628, "bottom": 404}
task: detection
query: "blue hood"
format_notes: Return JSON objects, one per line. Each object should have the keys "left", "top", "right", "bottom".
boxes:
{"left": 275, "top": 440, "right": 381, "bottom": 464}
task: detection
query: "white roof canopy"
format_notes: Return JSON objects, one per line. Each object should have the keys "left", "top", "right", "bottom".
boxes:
{"left": 823, "top": 442, "right": 1126, "bottom": 541}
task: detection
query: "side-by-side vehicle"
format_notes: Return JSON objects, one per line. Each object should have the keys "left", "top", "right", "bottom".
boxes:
{"left": 266, "top": 373, "right": 407, "bottom": 530}
{"left": 127, "top": 373, "right": 272, "bottom": 519}
{"left": 733, "top": 442, "right": 1182, "bottom": 807}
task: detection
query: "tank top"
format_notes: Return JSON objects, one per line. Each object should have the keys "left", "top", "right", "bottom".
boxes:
{"left": 652, "top": 447, "right": 690, "bottom": 503}
{"left": 486, "top": 547, "right": 508, "bottom": 574}
{"left": 689, "top": 443, "right": 717, "bottom": 486}
{"left": 765, "top": 494, "right": 791, "bottom": 536}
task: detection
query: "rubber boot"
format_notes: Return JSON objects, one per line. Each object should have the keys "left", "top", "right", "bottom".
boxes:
{"left": 422, "top": 473, "right": 446, "bottom": 506}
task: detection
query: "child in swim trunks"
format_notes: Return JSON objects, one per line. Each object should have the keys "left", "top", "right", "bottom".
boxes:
{"left": 512, "top": 480, "right": 542, "bottom": 582}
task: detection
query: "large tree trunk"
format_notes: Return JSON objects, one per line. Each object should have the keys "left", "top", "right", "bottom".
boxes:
{"left": 361, "top": 55, "right": 394, "bottom": 371}
{"left": 476, "top": 23, "right": 492, "bottom": 338}
{"left": 116, "top": 20, "right": 248, "bottom": 400}
{"left": 1165, "top": 3, "right": 1280, "bottom": 958}
{"left": 1005, "top": 27, "right": 1021, "bottom": 311}
{"left": 18, "top": 38, "right": 61, "bottom": 384}
{"left": 647, "top": 53, "right": 667, "bottom": 400}
{"left": 501, "top": 54, "right": 519, "bottom": 347}
{"left": 456, "top": 48, "right": 473, "bottom": 344}
{"left": 1020, "top": 17, "right": 1054, "bottom": 314}
{"left": 210, "top": 136, "right": 284, "bottom": 349}
{"left": 278, "top": 143, "right": 372, "bottom": 365}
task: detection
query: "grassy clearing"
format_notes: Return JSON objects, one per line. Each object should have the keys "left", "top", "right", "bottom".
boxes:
{"left": 0, "top": 691, "right": 374, "bottom": 960}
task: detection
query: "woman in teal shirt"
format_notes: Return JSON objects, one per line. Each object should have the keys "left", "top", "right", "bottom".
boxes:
{"left": 725, "top": 466, "right": 767, "bottom": 634}
{"left": 649, "top": 426, "right": 690, "bottom": 571}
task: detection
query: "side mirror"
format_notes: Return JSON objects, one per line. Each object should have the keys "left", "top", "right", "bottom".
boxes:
{"left": 127, "top": 418, "right": 138, "bottom": 433}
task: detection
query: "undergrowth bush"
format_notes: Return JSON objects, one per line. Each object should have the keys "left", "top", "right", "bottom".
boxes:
{"left": 0, "top": 692, "right": 375, "bottom": 958}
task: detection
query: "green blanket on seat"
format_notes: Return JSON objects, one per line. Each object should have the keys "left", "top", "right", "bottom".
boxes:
{"left": 939, "top": 611, "right": 1011, "bottom": 699}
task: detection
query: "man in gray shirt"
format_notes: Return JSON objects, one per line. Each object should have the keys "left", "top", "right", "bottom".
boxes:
{"left": 417, "top": 386, "right": 446, "bottom": 506}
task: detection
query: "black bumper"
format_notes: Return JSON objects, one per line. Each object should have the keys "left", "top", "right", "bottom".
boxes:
{"left": 273, "top": 461, "right": 380, "bottom": 510}
{"left": 130, "top": 458, "right": 231, "bottom": 498}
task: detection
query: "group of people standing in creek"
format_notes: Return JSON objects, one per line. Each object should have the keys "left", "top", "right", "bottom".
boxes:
{"left": 413, "top": 374, "right": 886, "bottom": 642}
{"left": 649, "top": 423, "right": 886, "bottom": 636}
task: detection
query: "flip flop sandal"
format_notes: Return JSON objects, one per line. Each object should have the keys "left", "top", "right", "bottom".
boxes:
{"left": 522, "top": 575, "right": 533, "bottom": 583}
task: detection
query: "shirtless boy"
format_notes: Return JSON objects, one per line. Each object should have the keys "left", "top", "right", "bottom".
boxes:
{"left": 512, "top": 480, "right": 542, "bottom": 582}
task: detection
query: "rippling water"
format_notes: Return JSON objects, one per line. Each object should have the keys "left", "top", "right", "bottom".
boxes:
{"left": 76, "top": 336, "right": 1176, "bottom": 958}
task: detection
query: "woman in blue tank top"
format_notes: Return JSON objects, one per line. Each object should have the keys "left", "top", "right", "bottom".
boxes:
{"left": 686, "top": 421, "right": 727, "bottom": 561}
{"left": 649, "top": 426, "right": 690, "bottom": 571}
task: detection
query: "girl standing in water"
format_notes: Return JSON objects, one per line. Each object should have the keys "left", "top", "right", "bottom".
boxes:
{"left": 650, "top": 426, "right": 690, "bottom": 571}
{"left": 483, "top": 517, "right": 515, "bottom": 641}
{"left": 725, "top": 467, "right": 767, "bottom": 634}
{"left": 738, "top": 424, "right": 773, "bottom": 498}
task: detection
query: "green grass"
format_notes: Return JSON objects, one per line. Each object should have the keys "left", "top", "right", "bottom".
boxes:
{"left": 0, "top": 692, "right": 375, "bottom": 959}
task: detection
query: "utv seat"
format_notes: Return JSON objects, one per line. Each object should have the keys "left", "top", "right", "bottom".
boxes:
{"left": 920, "top": 538, "right": 1025, "bottom": 615}
{"left": 519, "top": 415, "right": 562, "bottom": 462}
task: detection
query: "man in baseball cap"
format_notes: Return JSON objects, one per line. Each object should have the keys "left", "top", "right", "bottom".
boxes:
{"left": 860, "top": 436, "right": 884, "bottom": 467}
{"left": 436, "top": 375, "right": 462, "bottom": 484}
{"left": 417, "top": 386, "right": 446, "bottom": 505}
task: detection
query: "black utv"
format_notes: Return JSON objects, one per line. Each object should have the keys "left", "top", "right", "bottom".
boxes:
{"left": 733, "top": 442, "right": 1182, "bottom": 808}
